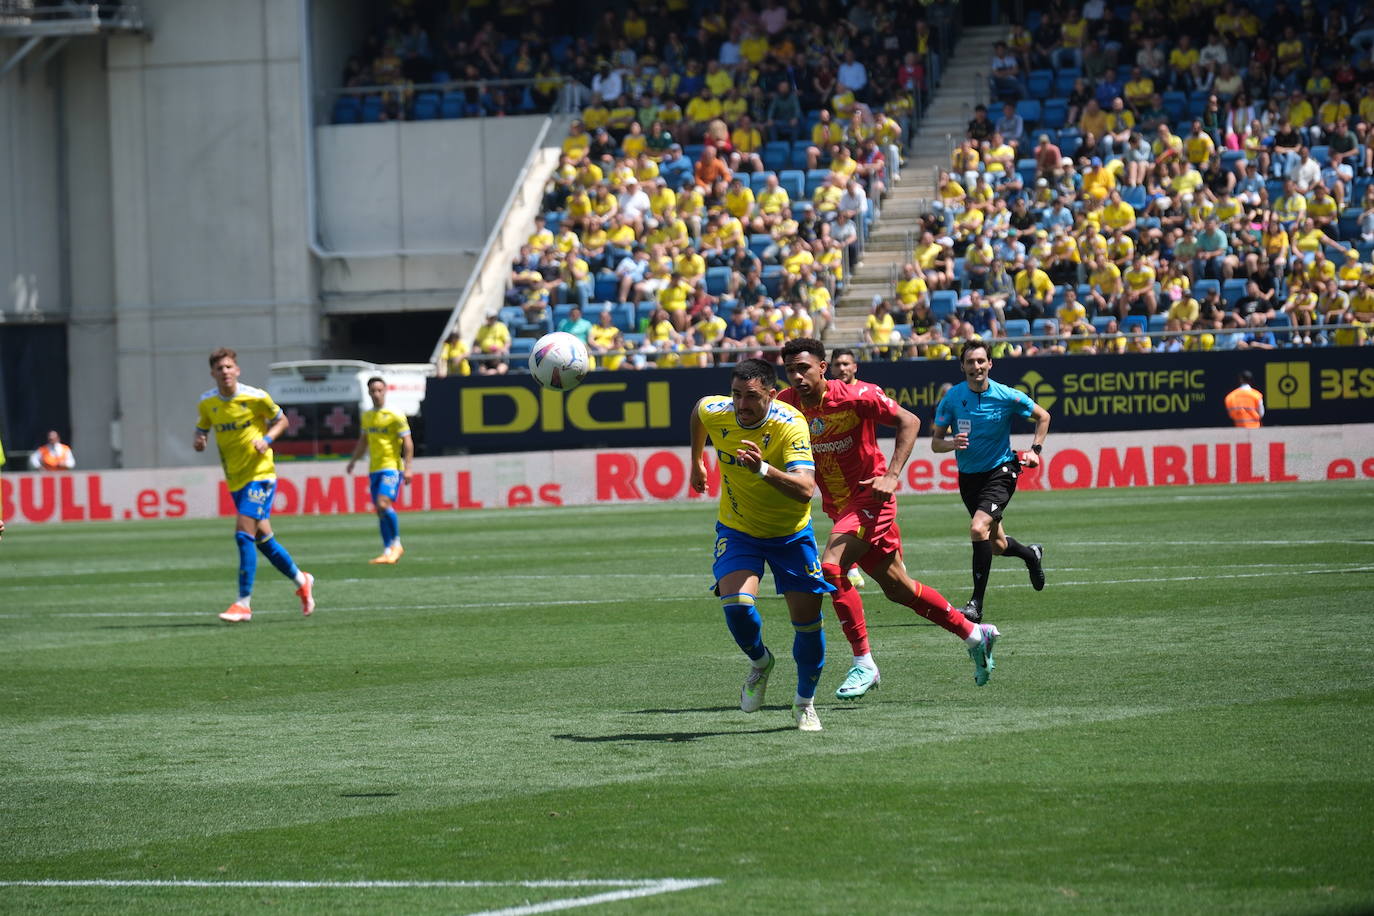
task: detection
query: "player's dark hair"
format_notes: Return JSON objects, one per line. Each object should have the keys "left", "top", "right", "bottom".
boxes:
{"left": 830, "top": 347, "right": 856, "bottom": 363}
{"left": 208, "top": 347, "right": 237, "bottom": 367}
{"left": 732, "top": 358, "right": 779, "bottom": 388}
{"left": 780, "top": 338, "right": 825, "bottom": 363}
{"left": 1238, "top": 370, "right": 1253, "bottom": 384}
{"left": 366, "top": 376, "right": 386, "bottom": 388}
{"left": 959, "top": 338, "right": 990, "bottom": 364}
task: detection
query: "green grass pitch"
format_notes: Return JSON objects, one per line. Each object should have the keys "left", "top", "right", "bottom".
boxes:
{"left": 2, "top": 481, "right": 1372, "bottom": 914}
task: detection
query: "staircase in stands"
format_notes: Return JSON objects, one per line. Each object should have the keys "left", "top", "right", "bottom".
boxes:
{"left": 829, "top": 25, "right": 1005, "bottom": 343}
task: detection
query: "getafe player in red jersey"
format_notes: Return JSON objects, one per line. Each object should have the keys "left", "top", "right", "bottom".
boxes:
{"left": 778, "top": 338, "right": 1000, "bottom": 692}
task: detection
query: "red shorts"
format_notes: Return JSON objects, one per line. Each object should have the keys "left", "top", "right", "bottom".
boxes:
{"left": 829, "top": 495, "right": 903, "bottom": 571}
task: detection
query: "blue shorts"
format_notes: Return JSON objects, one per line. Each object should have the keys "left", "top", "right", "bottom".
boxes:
{"left": 231, "top": 479, "right": 277, "bottom": 520}
{"left": 712, "top": 521, "right": 835, "bottom": 596}
{"left": 370, "top": 469, "right": 403, "bottom": 503}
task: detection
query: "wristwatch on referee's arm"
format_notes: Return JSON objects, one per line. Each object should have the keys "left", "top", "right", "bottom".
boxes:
{"left": 1030, "top": 443, "right": 1042, "bottom": 454}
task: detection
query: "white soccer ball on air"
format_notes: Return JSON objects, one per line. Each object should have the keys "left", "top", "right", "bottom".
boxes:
{"left": 528, "top": 331, "right": 591, "bottom": 391}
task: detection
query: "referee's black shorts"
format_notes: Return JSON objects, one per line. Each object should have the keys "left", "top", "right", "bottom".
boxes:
{"left": 958, "top": 461, "right": 1021, "bottom": 519}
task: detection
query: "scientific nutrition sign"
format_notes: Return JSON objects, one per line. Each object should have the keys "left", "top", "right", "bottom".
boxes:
{"left": 425, "top": 349, "right": 1374, "bottom": 452}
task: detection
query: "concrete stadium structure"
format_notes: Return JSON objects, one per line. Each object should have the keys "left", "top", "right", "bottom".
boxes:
{"left": 0, "top": 0, "right": 549, "bottom": 469}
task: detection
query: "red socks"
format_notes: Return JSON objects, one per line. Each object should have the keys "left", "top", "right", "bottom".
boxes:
{"left": 821, "top": 562, "right": 870, "bottom": 656}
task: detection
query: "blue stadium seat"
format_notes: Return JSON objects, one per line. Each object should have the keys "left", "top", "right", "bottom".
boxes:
{"left": 763, "top": 141, "right": 790, "bottom": 172}
{"left": 931, "top": 289, "right": 959, "bottom": 320}
{"left": 440, "top": 95, "right": 465, "bottom": 119}
{"left": 1148, "top": 313, "right": 1168, "bottom": 333}
{"left": 1162, "top": 91, "right": 1187, "bottom": 122}
{"left": 1338, "top": 210, "right": 1359, "bottom": 241}
{"left": 552, "top": 304, "right": 576, "bottom": 326}
{"left": 749, "top": 170, "right": 772, "bottom": 193}
{"left": 1017, "top": 159, "right": 1038, "bottom": 186}
{"left": 790, "top": 142, "right": 813, "bottom": 169}
{"left": 510, "top": 338, "right": 536, "bottom": 360}
{"left": 761, "top": 264, "right": 783, "bottom": 297}
{"left": 1027, "top": 70, "right": 1053, "bottom": 98}
{"left": 1220, "top": 149, "right": 1245, "bottom": 171}
{"left": 499, "top": 306, "right": 525, "bottom": 327}
{"left": 1121, "top": 186, "right": 1147, "bottom": 210}
{"left": 1221, "top": 278, "right": 1248, "bottom": 307}
{"left": 683, "top": 144, "right": 704, "bottom": 161}
{"left": 1310, "top": 145, "right": 1331, "bottom": 166}
{"left": 593, "top": 274, "right": 620, "bottom": 302}
{"left": 1193, "top": 278, "right": 1221, "bottom": 300}
{"left": 1122, "top": 315, "right": 1148, "bottom": 334}
{"left": 778, "top": 169, "right": 805, "bottom": 199}
{"left": 611, "top": 302, "right": 636, "bottom": 330}
{"left": 1267, "top": 312, "right": 1294, "bottom": 344}
{"left": 705, "top": 266, "right": 732, "bottom": 296}
{"left": 332, "top": 97, "right": 361, "bottom": 124}
{"left": 1004, "top": 318, "right": 1032, "bottom": 339}
{"left": 1040, "top": 99, "right": 1068, "bottom": 130}
{"left": 1091, "top": 315, "right": 1115, "bottom": 333}
{"left": 1016, "top": 99, "right": 1042, "bottom": 126}
{"left": 748, "top": 233, "right": 772, "bottom": 259}
{"left": 805, "top": 169, "right": 831, "bottom": 195}
{"left": 1053, "top": 71, "right": 1079, "bottom": 95}
{"left": 1034, "top": 318, "right": 1060, "bottom": 338}
{"left": 635, "top": 301, "right": 657, "bottom": 330}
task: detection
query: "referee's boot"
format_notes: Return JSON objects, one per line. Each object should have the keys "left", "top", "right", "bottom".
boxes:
{"left": 962, "top": 598, "right": 983, "bottom": 624}
{"left": 1027, "top": 544, "right": 1046, "bottom": 591}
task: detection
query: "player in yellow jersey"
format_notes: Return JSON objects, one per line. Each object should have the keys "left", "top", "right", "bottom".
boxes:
{"left": 689, "top": 359, "right": 833, "bottom": 731}
{"left": 194, "top": 348, "right": 314, "bottom": 622}
{"left": 346, "top": 377, "right": 414, "bottom": 565}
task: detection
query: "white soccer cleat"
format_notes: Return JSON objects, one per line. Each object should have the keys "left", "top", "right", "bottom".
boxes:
{"left": 792, "top": 702, "right": 823, "bottom": 731}
{"left": 740, "top": 652, "right": 774, "bottom": 713}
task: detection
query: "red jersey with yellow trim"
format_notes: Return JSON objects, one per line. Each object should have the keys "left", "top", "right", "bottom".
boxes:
{"left": 777, "top": 378, "right": 901, "bottom": 519}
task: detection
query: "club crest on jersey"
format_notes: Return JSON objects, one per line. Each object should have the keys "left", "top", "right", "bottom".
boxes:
{"left": 809, "top": 418, "right": 826, "bottom": 435}
{"left": 762, "top": 432, "right": 771, "bottom": 448}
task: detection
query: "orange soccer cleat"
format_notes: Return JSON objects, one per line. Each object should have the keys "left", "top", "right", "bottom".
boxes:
{"left": 296, "top": 572, "right": 316, "bottom": 616}
{"left": 218, "top": 602, "right": 252, "bottom": 623}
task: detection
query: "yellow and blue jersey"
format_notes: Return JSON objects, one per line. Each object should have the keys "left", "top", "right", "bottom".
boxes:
{"left": 196, "top": 384, "right": 282, "bottom": 491}
{"left": 360, "top": 407, "right": 410, "bottom": 473}
{"left": 697, "top": 394, "right": 814, "bottom": 539}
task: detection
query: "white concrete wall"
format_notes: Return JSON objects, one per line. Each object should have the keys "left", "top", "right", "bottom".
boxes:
{"left": 105, "top": 0, "right": 317, "bottom": 470}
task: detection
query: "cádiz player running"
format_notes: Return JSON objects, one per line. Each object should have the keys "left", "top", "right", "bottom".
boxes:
{"left": 690, "top": 359, "right": 834, "bottom": 731}
{"left": 346, "top": 376, "right": 414, "bottom": 564}
{"left": 194, "top": 347, "right": 315, "bottom": 622}
{"left": 779, "top": 339, "right": 1000, "bottom": 695}
{"left": 932, "top": 339, "right": 1049, "bottom": 623}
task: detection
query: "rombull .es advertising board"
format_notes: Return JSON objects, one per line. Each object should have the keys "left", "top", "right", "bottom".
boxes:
{"left": 3, "top": 425, "right": 1372, "bottom": 526}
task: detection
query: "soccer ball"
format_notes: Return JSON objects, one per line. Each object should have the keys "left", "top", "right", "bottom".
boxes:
{"left": 528, "top": 331, "right": 590, "bottom": 391}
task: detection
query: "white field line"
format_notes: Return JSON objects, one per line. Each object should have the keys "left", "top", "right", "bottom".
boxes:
{"left": 0, "top": 566, "right": 1369, "bottom": 622}
{"left": 0, "top": 878, "right": 723, "bottom": 915}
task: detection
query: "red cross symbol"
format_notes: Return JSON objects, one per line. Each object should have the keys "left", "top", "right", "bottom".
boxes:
{"left": 323, "top": 405, "right": 352, "bottom": 436}
{"left": 283, "top": 407, "right": 307, "bottom": 436}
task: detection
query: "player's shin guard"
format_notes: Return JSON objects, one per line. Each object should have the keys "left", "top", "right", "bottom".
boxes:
{"left": 971, "top": 539, "right": 994, "bottom": 603}
{"left": 721, "top": 594, "right": 767, "bottom": 662}
{"left": 792, "top": 615, "right": 825, "bottom": 701}
{"left": 379, "top": 508, "right": 399, "bottom": 548}
{"left": 235, "top": 531, "right": 257, "bottom": 599}
{"left": 821, "top": 562, "right": 870, "bottom": 656}
{"left": 256, "top": 533, "right": 301, "bottom": 581}
{"left": 903, "top": 580, "right": 977, "bottom": 639}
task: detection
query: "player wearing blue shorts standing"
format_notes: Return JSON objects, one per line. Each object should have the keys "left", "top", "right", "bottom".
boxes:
{"left": 347, "top": 376, "right": 414, "bottom": 564}
{"left": 194, "top": 347, "right": 315, "bottom": 622}
{"left": 932, "top": 339, "right": 1050, "bottom": 623}
{"left": 689, "top": 358, "right": 834, "bottom": 732}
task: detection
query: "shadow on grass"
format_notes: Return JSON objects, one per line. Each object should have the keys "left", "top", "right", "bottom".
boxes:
{"left": 553, "top": 726, "right": 795, "bottom": 743}
{"left": 629, "top": 704, "right": 790, "bottom": 714}
{"left": 339, "top": 792, "right": 400, "bottom": 798}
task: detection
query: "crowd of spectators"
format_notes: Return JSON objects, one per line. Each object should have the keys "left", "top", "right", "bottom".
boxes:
{"left": 333, "top": 0, "right": 936, "bottom": 125}
{"left": 862, "top": 0, "right": 1374, "bottom": 361}
{"left": 436, "top": 0, "right": 942, "bottom": 372}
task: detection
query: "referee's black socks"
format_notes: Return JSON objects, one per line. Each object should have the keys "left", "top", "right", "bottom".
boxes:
{"left": 971, "top": 539, "right": 994, "bottom": 602}
{"left": 1002, "top": 537, "right": 1037, "bottom": 564}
